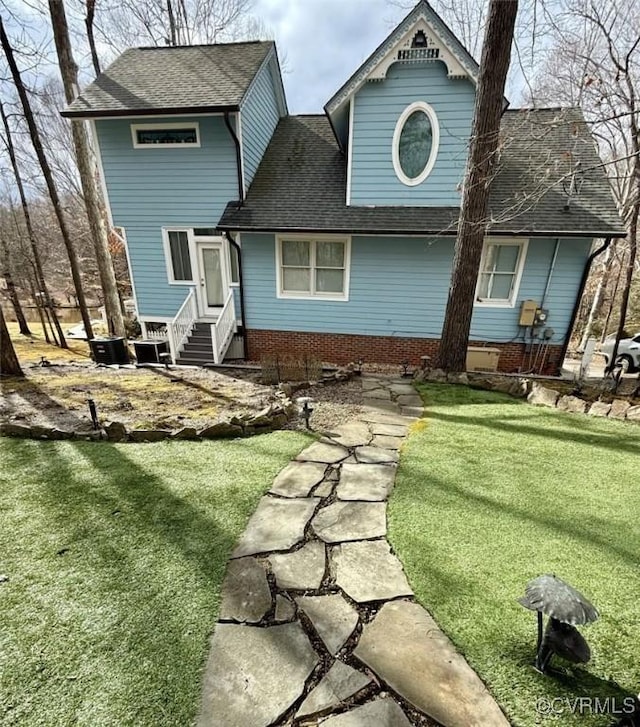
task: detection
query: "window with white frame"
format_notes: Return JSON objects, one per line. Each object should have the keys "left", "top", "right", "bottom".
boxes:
{"left": 164, "top": 229, "right": 194, "bottom": 283}
{"left": 476, "top": 239, "right": 528, "bottom": 306}
{"left": 131, "top": 122, "right": 200, "bottom": 148}
{"left": 277, "top": 237, "right": 350, "bottom": 300}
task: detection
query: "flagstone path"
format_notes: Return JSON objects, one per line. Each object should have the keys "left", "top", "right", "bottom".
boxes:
{"left": 197, "top": 375, "right": 510, "bottom": 727}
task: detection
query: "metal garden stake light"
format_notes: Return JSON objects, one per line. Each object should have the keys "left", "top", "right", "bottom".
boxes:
{"left": 297, "top": 397, "right": 314, "bottom": 430}
{"left": 518, "top": 574, "right": 599, "bottom": 674}
{"left": 87, "top": 398, "right": 100, "bottom": 430}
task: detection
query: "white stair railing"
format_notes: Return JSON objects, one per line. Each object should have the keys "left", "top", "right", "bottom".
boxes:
{"left": 168, "top": 288, "right": 197, "bottom": 362}
{"left": 210, "top": 291, "right": 237, "bottom": 364}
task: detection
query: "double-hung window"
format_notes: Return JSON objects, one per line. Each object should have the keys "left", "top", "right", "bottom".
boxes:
{"left": 277, "top": 237, "right": 350, "bottom": 300}
{"left": 163, "top": 229, "right": 194, "bottom": 283}
{"left": 476, "top": 239, "right": 528, "bottom": 307}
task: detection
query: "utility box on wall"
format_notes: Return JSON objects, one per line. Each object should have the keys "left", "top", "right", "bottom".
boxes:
{"left": 466, "top": 346, "right": 501, "bottom": 372}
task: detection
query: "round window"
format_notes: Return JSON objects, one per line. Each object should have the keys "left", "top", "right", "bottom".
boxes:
{"left": 392, "top": 102, "right": 439, "bottom": 186}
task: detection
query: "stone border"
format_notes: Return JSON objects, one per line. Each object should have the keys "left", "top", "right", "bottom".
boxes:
{"left": 415, "top": 369, "right": 640, "bottom": 423}
{"left": 0, "top": 368, "right": 358, "bottom": 444}
{"left": 196, "top": 375, "right": 510, "bottom": 727}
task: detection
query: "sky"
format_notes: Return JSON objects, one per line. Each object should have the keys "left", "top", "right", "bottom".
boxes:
{"left": 251, "top": 0, "right": 409, "bottom": 113}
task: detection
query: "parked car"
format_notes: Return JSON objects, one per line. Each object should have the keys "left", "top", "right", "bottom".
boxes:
{"left": 600, "top": 333, "right": 640, "bottom": 372}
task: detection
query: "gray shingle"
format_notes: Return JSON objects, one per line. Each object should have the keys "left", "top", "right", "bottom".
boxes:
{"left": 63, "top": 42, "right": 273, "bottom": 117}
{"left": 219, "top": 109, "right": 624, "bottom": 237}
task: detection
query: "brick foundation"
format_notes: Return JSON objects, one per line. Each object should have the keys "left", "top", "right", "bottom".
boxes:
{"left": 245, "top": 329, "right": 564, "bottom": 375}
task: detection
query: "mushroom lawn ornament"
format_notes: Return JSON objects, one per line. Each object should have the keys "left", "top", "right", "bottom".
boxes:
{"left": 518, "top": 574, "right": 599, "bottom": 674}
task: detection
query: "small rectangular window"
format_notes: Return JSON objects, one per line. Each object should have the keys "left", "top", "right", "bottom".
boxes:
{"left": 476, "top": 239, "right": 527, "bottom": 307}
{"left": 132, "top": 122, "right": 200, "bottom": 148}
{"left": 229, "top": 244, "right": 240, "bottom": 284}
{"left": 277, "top": 237, "right": 350, "bottom": 300}
{"left": 167, "top": 230, "right": 193, "bottom": 282}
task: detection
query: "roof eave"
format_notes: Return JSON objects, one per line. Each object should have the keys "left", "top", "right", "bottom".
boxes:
{"left": 61, "top": 103, "right": 240, "bottom": 119}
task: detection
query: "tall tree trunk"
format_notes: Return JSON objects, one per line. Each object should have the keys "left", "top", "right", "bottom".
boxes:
{"left": 0, "top": 100, "right": 67, "bottom": 347}
{"left": 84, "top": 0, "right": 101, "bottom": 77}
{"left": 436, "top": 0, "right": 519, "bottom": 372}
{"left": 0, "top": 305, "right": 23, "bottom": 377}
{"left": 49, "top": 0, "right": 125, "bottom": 339}
{"left": 0, "top": 235, "right": 31, "bottom": 335}
{"left": 578, "top": 242, "right": 614, "bottom": 350}
{"left": 1, "top": 16, "right": 94, "bottom": 342}
{"left": 28, "top": 277, "right": 51, "bottom": 344}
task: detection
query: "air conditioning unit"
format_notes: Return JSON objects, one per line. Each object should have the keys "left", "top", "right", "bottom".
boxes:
{"left": 466, "top": 346, "right": 501, "bottom": 372}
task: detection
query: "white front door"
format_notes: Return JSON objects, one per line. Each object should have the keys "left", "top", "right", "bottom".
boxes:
{"left": 196, "top": 239, "right": 228, "bottom": 317}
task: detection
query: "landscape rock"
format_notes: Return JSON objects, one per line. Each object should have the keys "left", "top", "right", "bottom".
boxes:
{"left": 527, "top": 383, "right": 559, "bottom": 408}
{"left": 171, "top": 426, "right": 198, "bottom": 440}
{"left": 313, "top": 479, "right": 334, "bottom": 497}
{"left": 197, "top": 622, "right": 318, "bottom": 727}
{"left": 364, "top": 388, "right": 392, "bottom": 400}
{"left": 296, "top": 442, "right": 349, "bottom": 464}
{"left": 336, "top": 463, "right": 396, "bottom": 501}
{"left": 232, "top": 497, "right": 319, "bottom": 557}
{"left": 426, "top": 368, "right": 447, "bottom": 383}
{"left": 312, "top": 501, "right": 386, "bottom": 543}
{"left": 270, "top": 462, "right": 327, "bottom": 497}
{"left": 296, "top": 661, "right": 371, "bottom": 718}
{"left": 269, "top": 541, "right": 326, "bottom": 590}
{"left": 320, "top": 698, "right": 412, "bottom": 726}
{"left": 370, "top": 423, "right": 408, "bottom": 437}
{"left": 198, "top": 422, "right": 243, "bottom": 439}
{"left": 557, "top": 395, "right": 588, "bottom": 414}
{"left": 128, "top": 429, "right": 170, "bottom": 442}
{"left": 354, "top": 446, "right": 399, "bottom": 464}
{"left": 0, "top": 422, "right": 32, "bottom": 438}
{"left": 609, "top": 400, "right": 631, "bottom": 419}
{"left": 388, "top": 383, "right": 416, "bottom": 395}
{"left": 296, "top": 593, "right": 359, "bottom": 654}
{"left": 447, "top": 372, "right": 469, "bottom": 386}
{"left": 625, "top": 405, "right": 640, "bottom": 421}
{"left": 587, "top": 401, "right": 612, "bottom": 417}
{"left": 104, "top": 420, "right": 128, "bottom": 441}
{"left": 354, "top": 601, "right": 510, "bottom": 727}
{"left": 332, "top": 540, "right": 412, "bottom": 602}
{"left": 219, "top": 557, "right": 271, "bottom": 623}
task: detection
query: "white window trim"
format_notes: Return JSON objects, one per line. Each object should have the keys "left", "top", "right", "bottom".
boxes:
{"left": 392, "top": 101, "right": 440, "bottom": 187}
{"left": 131, "top": 122, "right": 200, "bottom": 149}
{"left": 275, "top": 235, "right": 351, "bottom": 302}
{"left": 162, "top": 227, "right": 197, "bottom": 285}
{"left": 474, "top": 237, "right": 529, "bottom": 308}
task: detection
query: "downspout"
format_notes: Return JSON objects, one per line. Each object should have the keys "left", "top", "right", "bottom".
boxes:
{"left": 225, "top": 232, "right": 248, "bottom": 360}
{"left": 558, "top": 237, "right": 613, "bottom": 366}
{"left": 224, "top": 111, "right": 244, "bottom": 204}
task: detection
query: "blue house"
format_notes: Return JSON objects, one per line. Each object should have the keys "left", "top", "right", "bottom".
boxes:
{"left": 62, "top": 1, "right": 624, "bottom": 373}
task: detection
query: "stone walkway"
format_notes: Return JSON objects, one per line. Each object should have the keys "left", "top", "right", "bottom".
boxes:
{"left": 197, "top": 375, "right": 510, "bottom": 727}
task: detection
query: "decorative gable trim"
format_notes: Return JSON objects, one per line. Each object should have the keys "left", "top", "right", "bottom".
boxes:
{"left": 325, "top": 1, "right": 478, "bottom": 117}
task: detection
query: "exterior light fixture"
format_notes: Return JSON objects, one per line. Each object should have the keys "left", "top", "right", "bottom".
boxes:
{"left": 519, "top": 574, "right": 599, "bottom": 674}
{"left": 87, "top": 398, "right": 100, "bottom": 430}
{"left": 296, "top": 397, "right": 314, "bottom": 430}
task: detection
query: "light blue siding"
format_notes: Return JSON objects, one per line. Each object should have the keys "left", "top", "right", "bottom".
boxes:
{"left": 241, "top": 60, "right": 281, "bottom": 188}
{"left": 96, "top": 115, "right": 237, "bottom": 317}
{"left": 350, "top": 62, "right": 475, "bottom": 206}
{"left": 242, "top": 234, "right": 591, "bottom": 345}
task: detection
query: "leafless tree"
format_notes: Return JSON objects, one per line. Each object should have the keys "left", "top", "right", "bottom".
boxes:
{"left": 49, "top": 0, "right": 125, "bottom": 338}
{"left": 1, "top": 14, "right": 93, "bottom": 341}
{"left": 0, "top": 303, "right": 23, "bottom": 376}
{"left": 437, "top": 0, "right": 519, "bottom": 372}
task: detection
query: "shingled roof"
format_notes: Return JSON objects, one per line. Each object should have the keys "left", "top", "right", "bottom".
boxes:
{"left": 62, "top": 41, "right": 273, "bottom": 118}
{"left": 218, "top": 108, "right": 624, "bottom": 238}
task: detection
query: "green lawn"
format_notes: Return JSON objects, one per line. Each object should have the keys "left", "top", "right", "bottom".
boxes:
{"left": 0, "top": 432, "right": 310, "bottom": 726}
{"left": 389, "top": 384, "right": 640, "bottom": 727}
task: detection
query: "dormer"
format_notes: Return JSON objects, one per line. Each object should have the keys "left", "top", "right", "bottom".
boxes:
{"left": 325, "top": 0, "right": 485, "bottom": 207}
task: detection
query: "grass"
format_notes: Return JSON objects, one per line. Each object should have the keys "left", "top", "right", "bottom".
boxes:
{"left": 0, "top": 431, "right": 311, "bottom": 726}
{"left": 389, "top": 384, "right": 640, "bottom": 727}
{"left": 7, "top": 321, "right": 91, "bottom": 364}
